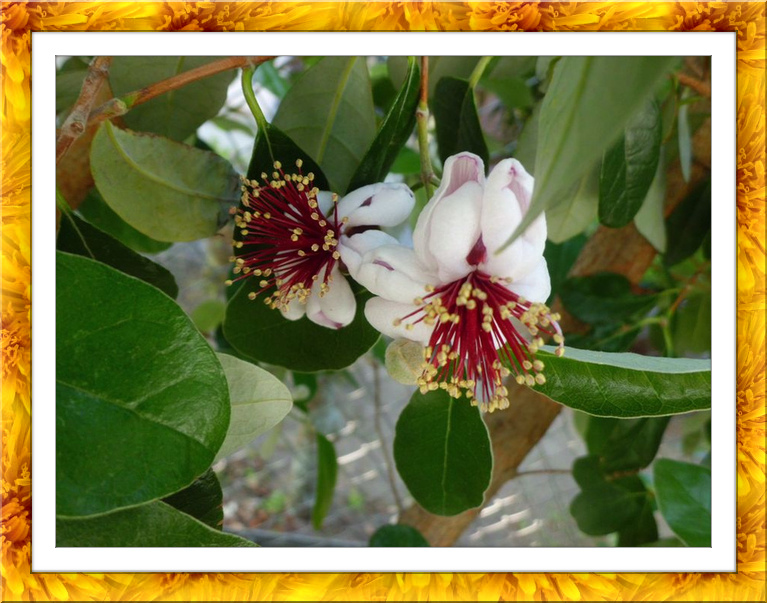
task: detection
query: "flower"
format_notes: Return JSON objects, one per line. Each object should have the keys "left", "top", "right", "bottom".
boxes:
{"left": 229, "top": 160, "right": 414, "bottom": 329}
{"left": 350, "top": 152, "right": 563, "bottom": 412}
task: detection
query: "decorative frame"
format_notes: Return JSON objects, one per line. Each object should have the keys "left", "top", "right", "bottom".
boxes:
{"left": 1, "top": 2, "right": 763, "bottom": 600}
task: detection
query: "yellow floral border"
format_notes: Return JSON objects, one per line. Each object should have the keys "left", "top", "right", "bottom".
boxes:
{"left": 1, "top": 2, "right": 764, "bottom": 600}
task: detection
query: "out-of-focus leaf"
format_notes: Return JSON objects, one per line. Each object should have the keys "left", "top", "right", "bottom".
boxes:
{"left": 543, "top": 234, "right": 587, "bottom": 306}
{"left": 191, "top": 299, "right": 227, "bottom": 333}
{"left": 546, "top": 167, "right": 599, "bottom": 244}
{"left": 432, "top": 76, "right": 489, "bottom": 166}
{"left": 390, "top": 147, "right": 421, "bottom": 175}
{"left": 677, "top": 93, "right": 692, "bottom": 182}
{"left": 654, "top": 459, "right": 711, "bottom": 546}
{"left": 671, "top": 292, "right": 711, "bottom": 355}
{"left": 634, "top": 151, "right": 668, "bottom": 252}
{"left": 388, "top": 56, "right": 479, "bottom": 98}
{"left": 664, "top": 179, "right": 710, "bottom": 266}
{"left": 559, "top": 272, "right": 658, "bottom": 325}
{"left": 482, "top": 76, "right": 534, "bottom": 110}
{"left": 312, "top": 434, "right": 338, "bottom": 530}
{"left": 369, "top": 524, "right": 430, "bottom": 547}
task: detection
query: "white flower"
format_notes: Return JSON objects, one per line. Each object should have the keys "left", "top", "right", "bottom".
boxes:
{"left": 346, "top": 152, "right": 564, "bottom": 412}
{"left": 230, "top": 160, "right": 415, "bottom": 329}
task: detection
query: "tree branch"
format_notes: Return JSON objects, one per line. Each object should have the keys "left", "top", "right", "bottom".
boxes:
{"left": 416, "top": 56, "right": 435, "bottom": 199}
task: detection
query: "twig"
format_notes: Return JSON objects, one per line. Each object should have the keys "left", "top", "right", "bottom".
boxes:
{"left": 675, "top": 72, "right": 711, "bottom": 98}
{"left": 416, "top": 56, "right": 435, "bottom": 199}
{"left": 371, "top": 359, "right": 405, "bottom": 515}
{"left": 86, "top": 56, "right": 276, "bottom": 129}
{"left": 56, "top": 56, "right": 112, "bottom": 164}
{"left": 512, "top": 469, "right": 571, "bottom": 479}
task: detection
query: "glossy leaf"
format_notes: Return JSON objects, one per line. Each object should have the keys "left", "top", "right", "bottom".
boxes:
{"left": 273, "top": 57, "right": 376, "bottom": 193}
{"left": 507, "top": 56, "right": 677, "bottom": 248}
{"left": 634, "top": 152, "right": 668, "bottom": 252}
{"left": 57, "top": 501, "right": 255, "bottom": 547}
{"left": 654, "top": 459, "right": 711, "bottom": 546}
{"left": 91, "top": 121, "right": 239, "bottom": 242}
{"left": 599, "top": 99, "right": 662, "bottom": 228}
{"left": 347, "top": 56, "right": 420, "bottom": 191}
{"left": 57, "top": 212, "right": 178, "bottom": 298}
{"left": 312, "top": 433, "right": 338, "bottom": 530}
{"left": 546, "top": 167, "right": 599, "bottom": 244}
{"left": 223, "top": 278, "right": 380, "bottom": 372}
{"left": 664, "top": 179, "right": 711, "bottom": 266}
{"left": 432, "top": 76, "right": 489, "bottom": 166}
{"left": 369, "top": 524, "right": 430, "bottom": 547}
{"left": 559, "top": 272, "right": 658, "bottom": 325}
{"left": 394, "top": 389, "right": 492, "bottom": 516}
{"left": 109, "top": 56, "right": 234, "bottom": 142}
{"left": 534, "top": 346, "right": 711, "bottom": 418}
{"left": 214, "top": 353, "right": 292, "bottom": 462}
{"left": 57, "top": 252, "right": 229, "bottom": 517}
{"left": 162, "top": 469, "right": 224, "bottom": 530}
{"left": 78, "top": 189, "right": 171, "bottom": 254}
{"left": 584, "top": 416, "right": 670, "bottom": 473}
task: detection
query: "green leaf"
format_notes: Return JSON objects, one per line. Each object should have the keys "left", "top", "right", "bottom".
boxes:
{"left": 78, "top": 189, "right": 171, "bottom": 254}
{"left": 481, "top": 76, "right": 534, "bottom": 110}
{"left": 545, "top": 167, "right": 599, "bottom": 244}
{"left": 254, "top": 61, "right": 290, "bottom": 100}
{"left": 584, "top": 416, "right": 670, "bottom": 473}
{"left": 570, "top": 456, "right": 645, "bottom": 536}
{"left": 214, "top": 353, "right": 292, "bottom": 462}
{"left": 312, "top": 433, "right": 338, "bottom": 530}
{"left": 223, "top": 278, "right": 380, "bottom": 372}
{"left": 191, "top": 299, "right": 227, "bottom": 333}
{"left": 109, "top": 56, "right": 235, "bottom": 142}
{"left": 677, "top": 95, "right": 692, "bottom": 182}
{"left": 432, "top": 76, "right": 489, "bottom": 166}
{"left": 56, "top": 67, "right": 87, "bottom": 118}
{"left": 388, "top": 56, "right": 479, "bottom": 99}
{"left": 57, "top": 212, "right": 178, "bottom": 298}
{"left": 671, "top": 292, "right": 711, "bottom": 356}
{"left": 57, "top": 252, "right": 229, "bottom": 517}
{"left": 162, "top": 469, "right": 224, "bottom": 530}
{"left": 634, "top": 151, "right": 668, "bottom": 252}
{"left": 394, "top": 389, "right": 492, "bottom": 516}
{"left": 347, "top": 56, "right": 420, "bottom": 191}
{"left": 508, "top": 56, "right": 677, "bottom": 248}
{"left": 534, "top": 346, "right": 711, "bottom": 418}
{"left": 57, "top": 501, "right": 255, "bottom": 547}
{"left": 559, "top": 272, "right": 658, "bottom": 325}
{"left": 599, "top": 99, "right": 662, "bottom": 228}
{"left": 369, "top": 524, "right": 430, "bottom": 547}
{"left": 512, "top": 101, "right": 540, "bottom": 170}
{"left": 654, "top": 459, "right": 711, "bottom": 546}
{"left": 664, "top": 179, "right": 711, "bottom": 266}
{"left": 616, "top": 477, "right": 659, "bottom": 546}
{"left": 390, "top": 147, "right": 421, "bottom": 175}
{"left": 272, "top": 57, "right": 376, "bottom": 193}
{"left": 90, "top": 121, "right": 239, "bottom": 242}
{"left": 543, "top": 234, "right": 587, "bottom": 305}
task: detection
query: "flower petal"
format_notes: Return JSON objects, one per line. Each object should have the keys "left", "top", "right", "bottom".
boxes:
{"left": 338, "top": 230, "right": 400, "bottom": 278}
{"left": 506, "top": 256, "right": 551, "bottom": 304}
{"left": 316, "top": 190, "right": 335, "bottom": 216}
{"left": 280, "top": 299, "right": 307, "bottom": 321}
{"left": 306, "top": 266, "right": 356, "bottom": 329}
{"left": 337, "top": 182, "right": 415, "bottom": 228}
{"left": 354, "top": 244, "right": 434, "bottom": 304}
{"left": 364, "top": 297, "right": 433, "bottom": 345}
{"left": 413, "top": 152, "right": 485, "bottom": 271}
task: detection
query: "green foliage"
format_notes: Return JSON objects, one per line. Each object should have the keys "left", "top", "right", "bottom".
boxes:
{"left": 543, "top": 234, "right": 587, "bottom": 305}
{"left": 273, "top": 57, "right": 376, "bottom": 193}
{"left": 162, "top": 469, "right": 224, "bottom": 530}
{"left": 347, "top": 56, "right": 420, "bottom": 191}
{"left": 91, "top": 121, "right": 239, "bottom": 242}
{"left": 57, "top": 212, "right": 178, "bottom": 298}
{"left": 664, "top": 179, "right": 711, "bottom": 266}
{"left": 670, "top": 292, "right": 711, "bottom": 355}
{"left": 582, "top": 415, "right": 670, "bottom": 473}
{"left": 534, "top": 346, "right": 711, "bottom": 418}
{"left": 432, "top": 76, "right": 489, "bottom": 166}
{"left": 654, "top": 459, "right": 711, "bottom": 546}
{"left": 56, "top": 252, "right": 230, "bottom": 517}
{"left": 223, "top": 279, "right": 380, "bottom": 372}
{"left": 559, "top": 273, "right": 658, "bottom": 325}
{"left": 214, "top": 353, "right": 293, "bottom": 462}
{"left": 109, "top": 56, "right": 234, "bottom": 142}
{"left": 394, "top": 389, "right": 492, "bottom": 516}
{"left": 370, "top": 524, "right": 430, "bottom": 547}
{"left": 545, "top": 167, "right": 599, "bottom": 243}
{"left": 312, "top": 434, "right": 338, "bottom": 530}
{"left": 634, "top": 155, "right": 668, "bottom": 252}
{"left": 599, "top": 99, "right": 662, "bottom": 228}
{"left": 388, "top": 56, "right": 479, "bottom": 99}
{"left": 191, "top": 299, "right": 227, "bottom": 333}
{"left": 481, "top": 76, "right": 534, "bottom": 111}
{"left": 57, "top": 501, "right": 255, "bottom": 547}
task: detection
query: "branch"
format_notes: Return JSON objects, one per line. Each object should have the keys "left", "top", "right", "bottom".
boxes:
{"left": 676, "top": 72, "right": 711, "bottom": 98}
{"left": 416, "top": 56, "right": 435, "bottom": 199}
{"left": 56, "top": 56, "right": 112, "bottom": 164}
{"left": 86, "top": 56, "right": 276, "bottom": 129}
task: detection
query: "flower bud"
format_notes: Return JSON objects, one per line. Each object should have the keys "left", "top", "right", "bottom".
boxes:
{"left": 384, "top": 339, "right": 424, "bottom": 385}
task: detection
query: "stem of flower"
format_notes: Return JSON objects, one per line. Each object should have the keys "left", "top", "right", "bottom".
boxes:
{"left": 468, "top": 56, "right": 493, "bottom": 89}
{"left": 241, "top": 65, "right": 270, "bottom": 135}
{"left": 56, "top": 56, "right": 112, "bottom": 165}
{"left": 416, "top": 56, "right": 436, "bottom": 199}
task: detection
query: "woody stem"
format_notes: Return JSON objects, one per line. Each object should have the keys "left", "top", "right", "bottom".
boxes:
{"left": 416, "top": 56, "right": 435, "bottom": 199}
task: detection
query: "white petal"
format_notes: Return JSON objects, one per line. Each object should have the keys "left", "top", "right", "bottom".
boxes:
{"left": 506, "top": 256, "right": 551, "bottom": 304}
{"left": 413, "top": 152, "right": 485, "bottom": 270}
{"left": 354, "top": 244, "right": 434, "bottom": 304}
{"left": 306, "top": 267, "right": 356, "bottom": 329}
{"left": 316, "top": 190, "right": 335, "bottom": 216}
{"left": 480, "top": 158, "right": 543, "bottom": 257}
{"left": 364, "top": 297, "right": 433, "bottom": 345}
{"left": 482, "top": 225, "right": 546, "bottom": 283}
{"left": 338, "top": 230, "right": 400, "bottom": 279}
{"left": 337, "top": 182, "right": 415, "bottom": 228}
{"left": 426, "top": 180, "right": 484, "bottom": 283}
{"left": 280, "top": 299, "right": 307, "bottom": 321}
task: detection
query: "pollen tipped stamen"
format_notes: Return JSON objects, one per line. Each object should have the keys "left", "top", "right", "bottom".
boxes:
{"left": 229, "top": 161, "right": 343, "bottom": 312}
{"left": 401, "top": 270, "right": 564, "bottom": 412}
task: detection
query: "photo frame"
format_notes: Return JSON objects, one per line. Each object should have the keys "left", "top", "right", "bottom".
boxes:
{"left": 2, "top": 2, "right": 764, "bottom": 600}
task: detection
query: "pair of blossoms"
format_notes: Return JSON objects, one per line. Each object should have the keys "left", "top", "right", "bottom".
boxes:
{"left": 231, "top": 152, "right": 564, "bottom": 412}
